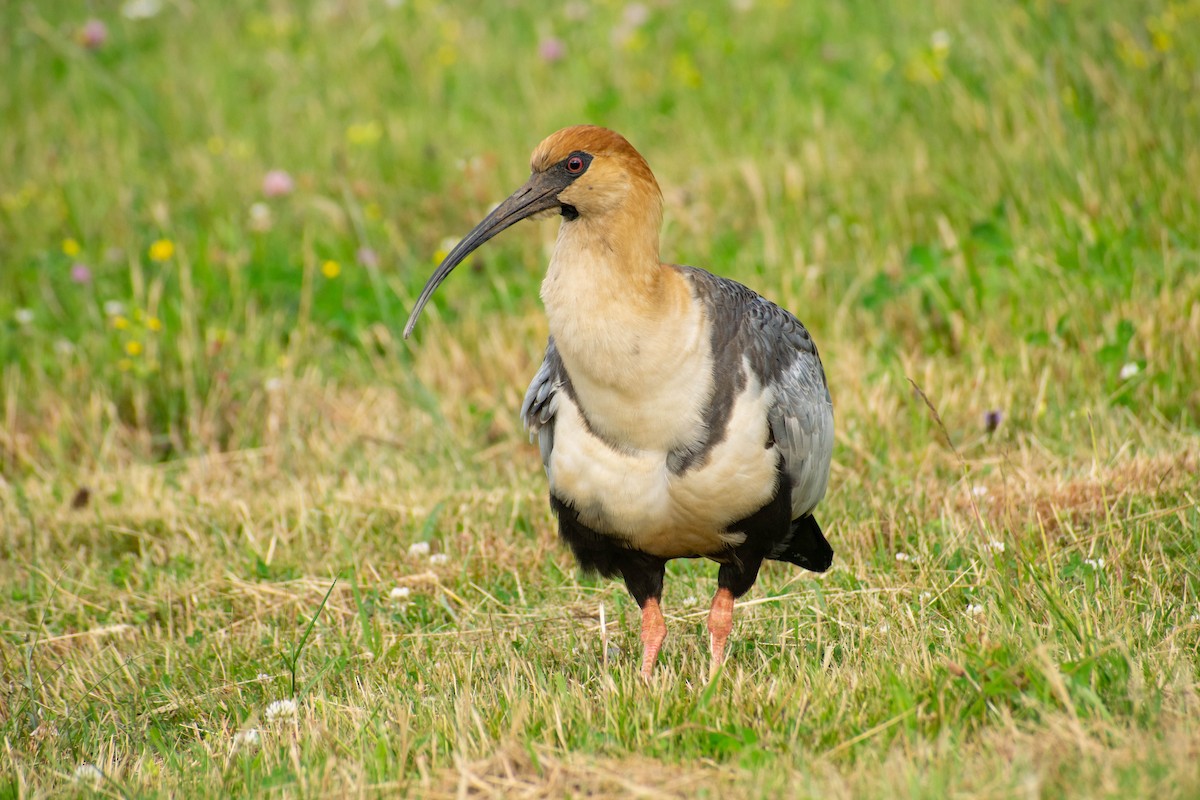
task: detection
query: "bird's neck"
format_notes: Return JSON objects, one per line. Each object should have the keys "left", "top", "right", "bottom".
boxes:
{"left": 540, "top": 213, "right": 708, "bottom": 411}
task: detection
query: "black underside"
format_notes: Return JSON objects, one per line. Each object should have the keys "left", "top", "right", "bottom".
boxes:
{"left": 549, "top": 467, "right": 833, "bottom": 609}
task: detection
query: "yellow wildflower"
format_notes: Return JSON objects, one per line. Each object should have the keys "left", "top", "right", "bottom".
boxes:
{"left": 149, "top": 239, "right": 175, "bottom": 261}
{"left": 147, "top": 316, "right": 163, "bottom": 332}
{"left": 63, "top": 238, "right": 81, "bottom": 256}
{"left": 118, "top": 358, "right": 133, "bottom": 372}
{"left": 346, "top": 122, "right": 382, "bottom": 147}
{"left": 670, "top": 54, "right": 702, "bottom": 89}
{"left": 125, "top": 341, "right": 143, "bottom": 356}
{"left": 113, "top": 315, "right": 130, "bottom": 330}
{"left": 321, "top": 260, "right": 341, "bottom": 279}
{"left": 2, "top": 183, "right": 36, "bottom": 212}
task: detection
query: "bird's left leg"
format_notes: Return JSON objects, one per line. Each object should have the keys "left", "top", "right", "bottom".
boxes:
{"left": 619, "top": 555, "right": 668, "bottom": 679}
{"left": 708, "top": 561, "right": 762, "bottom": 680}
{"left": 639, "top": 597, "right": 667, "bottom": 679}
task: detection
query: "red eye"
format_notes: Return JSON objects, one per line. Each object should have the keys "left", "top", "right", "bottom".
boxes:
{"left": 566, "top": 155, "right": 585, "bottom": 174}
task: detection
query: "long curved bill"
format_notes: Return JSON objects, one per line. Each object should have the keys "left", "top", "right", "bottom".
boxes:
{"left": 404, "top": 171, "right": 566, "bottom": 338}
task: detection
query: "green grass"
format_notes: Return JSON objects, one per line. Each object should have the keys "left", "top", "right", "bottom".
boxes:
{"left": 3, "top": 0, "right": 1199, "bottom": 796}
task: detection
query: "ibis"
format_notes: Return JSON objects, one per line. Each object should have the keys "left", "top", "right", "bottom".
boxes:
{"left": 405, "top": 126, "right": 834, "bottom": 679}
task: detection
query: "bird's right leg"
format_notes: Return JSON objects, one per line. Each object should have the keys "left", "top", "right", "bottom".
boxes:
{"left": 706, "top": 586, "right": 735, "bottom": 680}
{"left": 620, "top": 555, "right": 668, "bottom": 679}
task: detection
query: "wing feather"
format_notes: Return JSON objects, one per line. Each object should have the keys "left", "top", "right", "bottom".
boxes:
{"left": 520, "top": 339, "right": 564, "bottom": 472}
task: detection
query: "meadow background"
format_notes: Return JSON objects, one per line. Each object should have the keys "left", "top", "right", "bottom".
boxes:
{"left": 2, "top": 0, "right": 1199, "bottom": 796}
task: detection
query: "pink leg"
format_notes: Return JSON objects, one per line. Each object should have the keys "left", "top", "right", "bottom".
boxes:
{"left": 639, "top": 598, "right": 667, "bottom": 679}
{"left": 707, "top": 587, "right": 735, "bottom": 680}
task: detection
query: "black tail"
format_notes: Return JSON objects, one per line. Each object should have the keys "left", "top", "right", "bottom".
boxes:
{"left": 770, "top": 514, "right": 833, "bottom": 572}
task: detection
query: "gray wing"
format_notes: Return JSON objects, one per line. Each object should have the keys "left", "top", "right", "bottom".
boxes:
{"left": 680, "top": 266, "right": 834, "bottom": 519}
{"left": 761, "top": 315, "right": 834, "bottom": 518}
{"left": 519, "top": 338, "right": 563, "bottom": 473}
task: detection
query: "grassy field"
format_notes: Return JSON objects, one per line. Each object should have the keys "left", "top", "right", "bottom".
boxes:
{"left": 3, "top": 0, "right": 1199, "bottom": 796}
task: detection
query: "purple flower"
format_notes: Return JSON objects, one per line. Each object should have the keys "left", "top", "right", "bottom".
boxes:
{"left": 538, "top": 37, "right": 566, "bottom": 63}
{"left": 80, "top": 19, "right": 108, "bottom": 50}
{"left": 70, "top": 263, "right": 93, "bottom": 284}
{"left": 984, "top": 409, "right": 1002, "bottom": 433}
{"left": 261, "top": 170, "right": 295, "bottom": 198}
{"left": 356, "top": 247, "right": 380, "bottom": 268}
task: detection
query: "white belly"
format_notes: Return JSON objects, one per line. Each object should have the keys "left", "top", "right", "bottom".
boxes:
{"left": 547, "top": 380, "right": 780, "bottom": 558}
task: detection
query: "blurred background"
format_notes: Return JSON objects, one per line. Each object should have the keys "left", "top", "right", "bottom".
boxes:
{"left": 3, "top": 0, "right": 1196, "bottom": 468}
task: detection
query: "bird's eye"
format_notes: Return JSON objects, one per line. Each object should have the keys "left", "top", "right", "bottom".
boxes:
{"left": 566, "top": 155, "right": 586, "bottom": 174}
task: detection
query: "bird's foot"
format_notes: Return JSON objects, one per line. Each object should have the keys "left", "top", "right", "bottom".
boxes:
{"left": 707, "top": 587, "right": 734, "bottom": 681}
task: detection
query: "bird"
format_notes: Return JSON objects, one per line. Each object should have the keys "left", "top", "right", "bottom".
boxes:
{"left": 405, "top": 125, "right": 834, "bottom": 680}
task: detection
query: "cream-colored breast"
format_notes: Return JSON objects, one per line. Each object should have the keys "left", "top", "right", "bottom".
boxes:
{"left": 547, "top": 362, "right": 781, "bottom": 559}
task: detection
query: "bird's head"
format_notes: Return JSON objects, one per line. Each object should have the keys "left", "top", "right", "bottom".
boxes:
{"left": 528, "top": 125, "right": 661, "bottom": 221}
{"left": 404, "top": 125, "right": 662, "bottom": 338}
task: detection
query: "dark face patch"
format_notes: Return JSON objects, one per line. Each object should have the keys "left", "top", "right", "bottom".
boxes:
{"left": 547, "top": 151, "right": 593, "bottom": 188}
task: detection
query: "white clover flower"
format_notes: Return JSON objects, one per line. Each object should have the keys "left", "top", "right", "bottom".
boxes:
{"left": 264, "top": 698, "right": 298, "bottom": 721}
{"left": 389, "top": 586, "right": 411, "bottom": 601}
{"left": 681, "top": 595, "right": 699, "bottom": 607}
{"left": 918, "top": 591, "right": 933, "bottom": 603}
{"left": 1119, "top": 362, "right": 1140, "bottom": 381}
{"left": 429, "top": 553, "right": 450, "bottom": 566}
{"left": 407, "top": 542, "right": 431, "bottom": 558}
{"left": 14, "top": 308, "right": 34, "bottom": 326}
{"left": 249, "top": 202, "right": 273, "bottom": 232}
{"left": 264, "top": 377, "right": 283, "bottom": 393}
{"left": 103, "top": 300, "right": 125, "bottom": 317}
{"left": 985, "top": 540, "right": 1005, "bottom": 553}
{"left": 256, "top": 672, "right": 271, "bottom": 683}
{"left": 122, "top": 0, "right": 163, "bottom": 19}
{"left": 966, "top": 603, "right": 984, "bottom": 616}
{"left": 54, "top": 339, "right": 75, "bottom": 355}
{"left": 895, "top": 552, "right": 910, "bottom": 562}
{"left": 74, "top": 763, "right": 104, "bottom": 785}
{"left": 233, "top": 729, "right": 261, "bottom": 749}
{"left": 877, "top": 623, "right": 890, "bottom": 634}
{"left": 1083, "top": 557, "right": 1106, "bottom": 570}
{"left": 971, "top": 485, "right": 988, "bottom": 497}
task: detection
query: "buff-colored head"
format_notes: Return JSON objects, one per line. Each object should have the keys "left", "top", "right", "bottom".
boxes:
{"left": 528, "top": 125, "right": 662, "bottom": 220}
{"left": 404, "top": 125, "right": 664, "bottom": 338}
